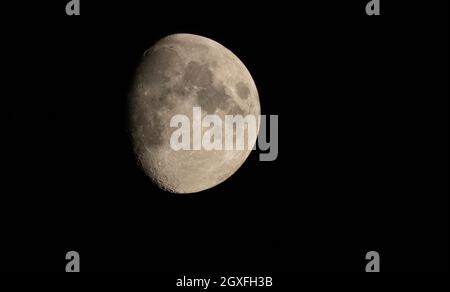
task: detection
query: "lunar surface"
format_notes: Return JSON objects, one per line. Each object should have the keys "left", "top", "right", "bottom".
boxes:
{"left": 129, "top": 33, "right": 260, "bottom": 193}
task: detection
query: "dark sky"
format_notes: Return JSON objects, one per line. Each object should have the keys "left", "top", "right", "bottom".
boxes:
{"left": 1, "top": 0, "right": 448, "bottom": 276}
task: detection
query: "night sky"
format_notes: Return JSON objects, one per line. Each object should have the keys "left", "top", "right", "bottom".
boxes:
{"left": 1, "top": 0, "right": 448, "bottom": 277}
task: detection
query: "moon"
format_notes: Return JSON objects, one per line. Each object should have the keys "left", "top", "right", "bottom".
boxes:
{"left": 129, "top": 33, "right": 260, "bottom": 193}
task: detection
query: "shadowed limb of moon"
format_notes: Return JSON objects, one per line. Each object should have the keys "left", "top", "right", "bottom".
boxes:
{"left": 129, "top": 33, "right": 260, "bottom": 193}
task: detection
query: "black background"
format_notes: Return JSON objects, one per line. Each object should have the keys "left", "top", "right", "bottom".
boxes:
{"left": 1, "top": 0, "right": 448, "bottom": 275}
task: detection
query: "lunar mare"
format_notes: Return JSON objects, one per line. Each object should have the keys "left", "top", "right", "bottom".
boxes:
{"left": 129, "top": 33, "right": 260, "bottom": 193}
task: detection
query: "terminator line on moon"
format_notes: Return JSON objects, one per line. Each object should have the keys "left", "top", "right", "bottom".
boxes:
{"left": 129, "top": 33, "right": 260, "bottom": 193}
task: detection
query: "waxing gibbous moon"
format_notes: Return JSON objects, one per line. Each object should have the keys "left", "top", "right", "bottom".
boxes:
{"left": 129, "top": 33, "right": 260, "bottom": 193}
